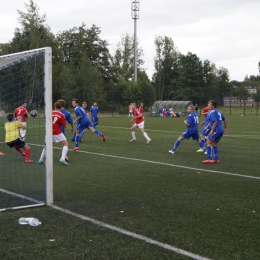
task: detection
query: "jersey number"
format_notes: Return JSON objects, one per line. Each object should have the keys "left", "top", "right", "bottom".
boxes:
{"left": 218, "top": 112, "right": 222, "bottom": 121}
{"left": 53, "top": 116, "right": 58, "bottom": 124}
{"left": 194, "top": 116, "right": 199, "bottom": 124}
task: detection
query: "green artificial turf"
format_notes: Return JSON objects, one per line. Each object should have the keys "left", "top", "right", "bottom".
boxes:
{"left": 1, "top": 115, "right": 260, "bottom": 260}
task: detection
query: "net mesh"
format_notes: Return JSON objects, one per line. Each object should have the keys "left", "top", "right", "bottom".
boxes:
{"left": 0, "top": 50, "right": 46, "bottom": 210}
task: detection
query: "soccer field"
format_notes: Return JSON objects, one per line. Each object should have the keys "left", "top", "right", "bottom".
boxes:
{"left": 0, "top": 116, "right": 260, "bottom": 260}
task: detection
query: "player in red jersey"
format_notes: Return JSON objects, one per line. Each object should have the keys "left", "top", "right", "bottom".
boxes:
{"left": 202, "top": 106, "right": 210, "bottom": 118}
{"left": 38, "top": 102, "right": 69, "bottom": 166}
{"left": 197, "top": 102, "right": 211, "bottom": 153}
{"left": 14, "top": 101, "right": 28, "bottom": 140}
{"left": 130, "top": 103, "right": 151, "bottom": 144}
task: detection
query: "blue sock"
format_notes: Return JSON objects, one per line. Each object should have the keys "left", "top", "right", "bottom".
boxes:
{"left": 79, "top": 130, "right": 85, "bottom": 140}
{"left": 199, "top": 142, "right": 206, "bottom": 152}
{"left": 93, "top": 123, "right": 98, "bottom": 129}
{"left": 213, "top": 146, "right": 218, "bottom": 161}
{"left": 207, "top": 146, "right": 212, "bottom": 160}
{"left": 94, "top": 130, "right": 102, "bottom": 137}
{"left": 75, "top": 135, "right": 80, "bottom": 147}
{"left": 72, "top": 131, "right": 76, "bottom": 141}
{"left": 201, "top": 139, "right": 205, "bottom": 146}
{"left": 172, "top": 140, "right": 181, "bottom": 151}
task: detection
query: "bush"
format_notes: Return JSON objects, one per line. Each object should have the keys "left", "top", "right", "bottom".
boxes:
{"left": 118, "top": 107, "right": 129, "bottom": 115}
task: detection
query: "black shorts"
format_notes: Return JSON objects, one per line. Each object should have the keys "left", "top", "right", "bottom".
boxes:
{"left": 6, "top": 138, "right": 25, "bottom": 148}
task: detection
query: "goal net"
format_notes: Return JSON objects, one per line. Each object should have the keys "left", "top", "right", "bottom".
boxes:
{"left": 0, "top": 47, "right": 53, "bottom": 211}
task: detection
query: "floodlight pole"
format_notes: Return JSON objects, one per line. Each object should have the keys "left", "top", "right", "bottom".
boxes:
{"left": 132, "top": 0, "right": 139, "bottom": 82}
{"left": 257, "top": 62, "right": 260, "bottom": 115}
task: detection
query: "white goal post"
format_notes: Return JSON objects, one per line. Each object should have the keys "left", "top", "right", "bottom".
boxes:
{"left": 0, "top": 47, "right": 53, "bottom": 210}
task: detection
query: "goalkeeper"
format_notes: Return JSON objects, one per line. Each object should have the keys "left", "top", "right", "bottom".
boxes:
{"left": 4, "top": 113, "right": 33, "bottom": 163}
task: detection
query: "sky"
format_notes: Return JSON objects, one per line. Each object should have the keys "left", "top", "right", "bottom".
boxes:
{"left": 1, "top": 0, "right": 260, "bottom": 81}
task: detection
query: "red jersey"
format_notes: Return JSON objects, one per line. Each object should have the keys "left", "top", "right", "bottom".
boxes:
{"left": 14, "top": 106, "right": 28, "bottom": 122}
{"left": 52, "top": 110, "right": 66, "bottom": 135}
{"left": 202, "top": 107, "right": 210, "bottom": 118}
{"left": 134, "top": 108, "right": 144, "bottom": 124}
{"left": 139, "top": 106, "right": 143, "bottom": 114}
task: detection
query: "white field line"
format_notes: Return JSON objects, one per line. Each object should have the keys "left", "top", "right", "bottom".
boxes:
{"left": 52, "top": 205, "right": 211, "bottom": 260}
{"left": 0, "top": 188, "right": 211, "bottom": 259}
{"left": 98, "top": 126, "right": 260, "bottom": 139}
{"left": 27, "top": 143, "right": 260, "bottom": 181}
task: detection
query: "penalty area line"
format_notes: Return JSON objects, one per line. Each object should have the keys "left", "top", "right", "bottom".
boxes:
{"left": 51, "top": 204, "right": 211, "bottom": 260}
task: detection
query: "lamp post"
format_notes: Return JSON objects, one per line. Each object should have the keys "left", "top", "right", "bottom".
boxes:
{"left": 132, "top": 0, "right": 139, "bottom": 82}
{"left": 257, "top": 62, "right": 260, "bottom": 115}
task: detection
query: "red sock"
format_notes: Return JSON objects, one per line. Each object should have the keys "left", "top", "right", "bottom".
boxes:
{"left": 15, "top": 147, "right": 22, "bottom": 154}
{"left": 25, "top": 149, "right": 30, "bottom": 161}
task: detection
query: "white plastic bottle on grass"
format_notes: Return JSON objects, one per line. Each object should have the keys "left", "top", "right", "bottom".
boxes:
{"left": 19, "top": 218, "right": 42, "bottom": 226}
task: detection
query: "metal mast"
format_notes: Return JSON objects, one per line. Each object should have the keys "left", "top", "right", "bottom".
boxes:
{"left": 132, "top": 0, "right": 139, "bottom": 82}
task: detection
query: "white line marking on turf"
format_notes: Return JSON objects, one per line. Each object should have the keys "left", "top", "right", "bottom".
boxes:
{"left": 51, "top": 205, "right": 211, "bottom": 260}
{"left": 98, "top": 126, "right": 260, "bottom": 139}
{"left": 27, "top": 143, "right": 260, "bottom": 180}
{"left": 0, "top": 188, "right": 211, "bottom": 259}
{"left": 73, "top": 150, "right": 260, "bottom": 180}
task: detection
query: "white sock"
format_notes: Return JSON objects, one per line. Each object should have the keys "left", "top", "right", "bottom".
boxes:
{"left": 143, "top": 132, "right": 150, "bottom": 141}
{"left": 20, "top": 129, "right": 26, "bottom": 138}
{"left": 39, "top": 148, "right": 46, "bottom": 161}
{"left": 61, "top": 146, "right": 68, "bottom": 160}
{"left": 131, "top": 131, "right": 136, "bottom": 140}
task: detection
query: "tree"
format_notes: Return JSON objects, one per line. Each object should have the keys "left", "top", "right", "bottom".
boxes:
{"left": 8, "top": 0, "right": 66, "bottom": 101}
{"left": 153, "top": 36, "right": 179, "bottom": 100}
{"left": 110, "top": 33, "right": 144, "bottom": 82}
{"left": 57, "top": 23, "right": 111, "bottom": 82}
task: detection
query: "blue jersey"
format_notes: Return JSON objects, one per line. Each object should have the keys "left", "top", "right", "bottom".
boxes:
{"left": 75, "top": 106, "right": 90, "bottom": 124}
{"left": 209, "top": 109, "right": 225, "bottom": 133}
{"left": 60, "top": 109, "right": 73, "bottom": 134}
{"left": 186, "top": 112, "right": 199, "bottom": 133}
{"left": 204, "top": 112, "right": 211, "bottom": 130}
{"left": 90, "top": 106, "right": 99, "bottom": 118}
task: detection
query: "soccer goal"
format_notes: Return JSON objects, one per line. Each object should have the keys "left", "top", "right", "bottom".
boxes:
{"left": 0, "top": 47, "right": 53, "bottom": 211}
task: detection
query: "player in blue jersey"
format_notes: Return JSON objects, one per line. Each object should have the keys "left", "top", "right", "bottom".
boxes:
{"left": 57, "top": 99, "right": 74, "bottom": 136}
{"left": 72, "top": 101, "right": 88, "bottom": 142}
{"left": 203, "top": 101, "right": 228, "bottom": 164}
{"left": 72, "top": 99, "right": 105, "bottom": 151}
{"left": 89, "top": 102, "right": 100, "bottom": 128}
{"left": 79, "top": 101, "right": 88, "bottom": 142}
{"left": 169, "top": 105, "right": 207, "bottom": 154}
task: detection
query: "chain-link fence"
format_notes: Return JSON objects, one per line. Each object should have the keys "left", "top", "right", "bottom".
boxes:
{"left": 55, "top": 83, "right": 259, "bottom": 117}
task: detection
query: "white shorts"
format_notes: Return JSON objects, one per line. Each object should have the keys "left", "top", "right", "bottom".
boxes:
{"left": 53, "top": 133, "right": 67, "bottom": 143}
{"left": 134, "top": 121, "right": 145, "bottom": 129}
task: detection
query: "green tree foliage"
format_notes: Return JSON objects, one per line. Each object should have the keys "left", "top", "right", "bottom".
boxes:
{"left": 152, "top": 36, "right": 231, "bottom": 105}
{"left": 7, "top": 0, "right": 66, "bottom": 101}
{"left": 153, "top": 36, "right": 179, "bottom": 100}
{"left": 109, "top": 33, "right": 153, "bottom": 108}
{"left": 1, "top": 0, "right": 239, "bottom": 112}
{"left": 110, "top": 33, "right": 144, "bottom": 82}
{"left": 57, "top": 23, "right": 111, "bottom": 82}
